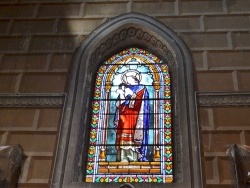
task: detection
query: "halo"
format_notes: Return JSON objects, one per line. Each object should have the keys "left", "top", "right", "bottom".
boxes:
{"left": 121, "top": 70, "right": 142, "bottom": 84}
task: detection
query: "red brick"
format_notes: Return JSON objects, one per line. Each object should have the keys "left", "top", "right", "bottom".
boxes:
{"left": 227, "top": 0, "right": 250, "bottom": 13}
{"left": 38, "top": 108, "right": 62, "bottom": 130}
{"left": 0, "top": 36, "right": 29, "bottom": 52}
{"left": 179, "top": 0, "right": 223, "bottom": 15}
{"left": 38, "top": 3, "right": 81, "bottom": 18}
{"left": 0, "top": 73, "right": 19, "bottom": 92}
{"left": 237, "top": 70, "right": 250, "bottom": 91}
{"left": 204, "top": 15, "right": 250, "bottom": 31}
{"left": 196, "top": 71, "right": 234, "bottom": 92}
{"left": 57, "top": 18, "right": 102, "bottom": 34}
{"left": 207, "top": 51, "right": 250, "bottom": 69}
{"left": 11, "top": 19, "right": 55, "bottom": 34}
{"left": 1, "top": 54, "right": 47, "bottom": 70}
{"left": 84, "top": 2, "right": 127, "bottom": 17}
{"left": 19, "top": 73, "right": 67, "bottom": 93}
{"left": 213, "top": 107, "right": 250, "bottom": 128}
{"left": 233, "top": 32, "right": 250, "bottom": 49}
{"left": 0, "top": 20, "right": 11, "bottom": 34}
{"left": 202, "top": 131, "right": 241, "bottom": 152}
{"left": 0, "top": 108, "right": 36, "bottom": 128}
{"left": 6, "top": 132, "right": 56, "bottom": 153}
{"left": 0, "top": 4, "right": 35, "bottom": 18}
{"left": 132, "top": 1, "right": 175, "bottom": 15}
{"left": 157, "top": 16, "right": 200, "bottom": 31}
{"left": 29, "top": 36, "right": 76, "bottom": 52}
{"left": 27, "top": 157, "right": 52, "bottom": 182}
{"left": 180, "top": 33, "right": 228, "bottom": 50}
{"left": 49, "top": 53, "right": 72, "bottom": 70}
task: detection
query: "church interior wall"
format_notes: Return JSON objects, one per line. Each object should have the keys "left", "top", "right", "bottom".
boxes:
{"left": 0, "top": 0, "right": 249, "bottom": 187}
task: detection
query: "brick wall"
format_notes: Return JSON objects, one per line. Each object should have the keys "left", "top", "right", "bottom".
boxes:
{"left": 0, "top": 0, "right": 249, "bottom": 187}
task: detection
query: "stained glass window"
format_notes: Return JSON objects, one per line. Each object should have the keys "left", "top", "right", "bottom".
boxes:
{"left": 85, "top": 47, "right": 172, "bottom": 183}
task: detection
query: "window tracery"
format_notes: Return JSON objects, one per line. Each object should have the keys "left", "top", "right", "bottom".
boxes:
{"left": 86, "top": 48, "right": 173, "bottom": 183}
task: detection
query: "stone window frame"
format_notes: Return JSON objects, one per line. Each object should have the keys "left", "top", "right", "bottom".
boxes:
{"left": 51, "top": 13, "right": 203, "bottom": 188}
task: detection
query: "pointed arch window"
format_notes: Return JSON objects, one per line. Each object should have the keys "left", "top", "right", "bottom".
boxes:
{"left": 86, "top": 48, "right": 172, "bottom": 183}
{"left": 51, "top": 13, "right": 203, "bottom": 188}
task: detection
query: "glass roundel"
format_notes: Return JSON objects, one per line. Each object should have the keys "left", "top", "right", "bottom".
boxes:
{"left": 85, "top": 47, "right": 173, "bottom": 183}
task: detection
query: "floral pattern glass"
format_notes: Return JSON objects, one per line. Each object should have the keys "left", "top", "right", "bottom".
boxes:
{"left": 85, "top": 48, "right": 173, "bottom": 183}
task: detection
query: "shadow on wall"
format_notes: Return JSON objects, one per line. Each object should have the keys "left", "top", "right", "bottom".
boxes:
{"left": 0, "top": 0, "right": 106, "bottom": 187}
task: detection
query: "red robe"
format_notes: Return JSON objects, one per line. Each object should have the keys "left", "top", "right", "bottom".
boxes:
{"left": 115, "top": 88, "right": 146, "bottom": 149}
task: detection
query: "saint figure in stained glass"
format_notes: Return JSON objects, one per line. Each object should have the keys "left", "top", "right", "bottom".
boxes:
{"left": 114, "top": 70, "right": 150, "bottom": 162}
{"left": 85, "top": 48, "right": 173, "bottom": 183}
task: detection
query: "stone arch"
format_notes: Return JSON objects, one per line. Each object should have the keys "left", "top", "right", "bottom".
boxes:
{"left": 51, "top": 13, "right": 203, "bottom": 188}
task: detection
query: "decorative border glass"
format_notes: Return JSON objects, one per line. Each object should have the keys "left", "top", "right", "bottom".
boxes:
{"left": 85, "top": 48, "right": 172, "bottom": 183}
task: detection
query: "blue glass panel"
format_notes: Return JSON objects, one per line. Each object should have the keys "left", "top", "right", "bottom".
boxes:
{"left": 86, "top": 48, "right": 173, "bottom": 183}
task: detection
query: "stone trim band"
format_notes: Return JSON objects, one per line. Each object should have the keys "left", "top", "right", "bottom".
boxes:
{"left": 1, "top": 92, "right": 249, "bottom": 108}
{"left": 197, "top": 92, "right": 250, "bottom": 107}
{"left": 0, "top": 94, "right": 65, "bottom": 107}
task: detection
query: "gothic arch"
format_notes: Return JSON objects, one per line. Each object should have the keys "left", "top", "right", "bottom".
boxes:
{"left": 51, "top": 13, "right": 203, "bottom": 188}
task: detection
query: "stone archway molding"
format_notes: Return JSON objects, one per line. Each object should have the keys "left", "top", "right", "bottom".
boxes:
{"left": 51, "top": 12, "right": 203, "bottom": 188}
